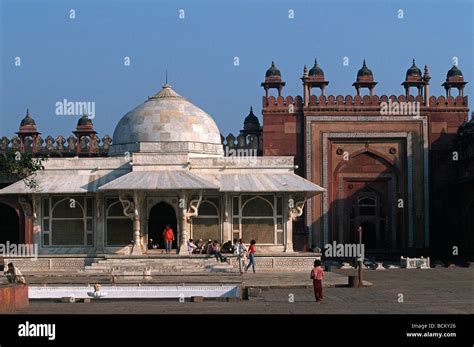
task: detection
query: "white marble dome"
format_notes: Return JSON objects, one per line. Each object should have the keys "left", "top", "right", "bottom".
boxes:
{"left": 111, "top": 84, "right": 224, "bottom": 156}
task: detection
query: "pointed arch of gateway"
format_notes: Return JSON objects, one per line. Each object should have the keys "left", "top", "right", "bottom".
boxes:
{"left": 333, "top": 149, "right": 402, "bottom": 252}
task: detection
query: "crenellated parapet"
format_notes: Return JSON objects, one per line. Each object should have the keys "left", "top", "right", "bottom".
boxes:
{"left": 262, "top": 95, "right": 303, "bottom": 110}
{"left": 263, "top": 94, "right": 468, "bottom": 112}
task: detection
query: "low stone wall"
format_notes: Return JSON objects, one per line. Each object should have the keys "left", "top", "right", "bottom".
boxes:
{"left": 230, "top": 255, "right": 320, "bottom": 271}
{"left": 4, "top": 257, "right": 101, "bottom": 272}
{"left": 0, "top": 284, "right": 29, "bottom": 312}
{"left": 6, "top": 254, "right": 321, "bottom": 273}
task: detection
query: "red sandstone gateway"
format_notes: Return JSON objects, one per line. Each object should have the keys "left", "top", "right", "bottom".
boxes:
{"left": 258, "top": 60, "right": 472, "bottom": 255}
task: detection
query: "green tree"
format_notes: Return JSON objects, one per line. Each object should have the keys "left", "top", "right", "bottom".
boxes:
{"left": 0, "top": 151, "right": 46, "bottom": 190}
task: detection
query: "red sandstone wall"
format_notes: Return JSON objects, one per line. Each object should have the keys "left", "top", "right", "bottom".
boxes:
{"left": 262, "top": 109, "right": 304, "bottom": 175}
{"left": 263, "top": 113, "right": 301, "bottom": 156}
{"left": 262, "top": 91, "right": 469, "bottom": 252}
{"left": 0, "top": 285, "right": 29, "bottom": 313}
{"left": 428, "top": 108, "right": 469, "bottom": 252}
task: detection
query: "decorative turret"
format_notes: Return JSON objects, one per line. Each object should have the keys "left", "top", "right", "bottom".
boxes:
{"left": 406, "top": 59, "right": 422, "bottom": 81}
{"left": 442, "top": 64, "right": 467, "bottom": 97}
{"left": 447, "top": 65, "right": 463, "bottom": 79}
{"left": 302, "top": 59, "right": 330, "bottom": 105}
{"left": 73, "top": 114, "right": 97, "bottom": 155}
{"left": 16, "top": 109, "right": 41, "bottom": 153}
{"left": 261, "top": 61, "right": 286, "bottom": 98}
{"left": 356, "top": 59, "right": 374, "bottom": 80}
{"left": 352, "top": 60, "right": 377, "bottom": 96}
{"left": 402, "top": 59, "right": 425, "bottom": 98}
{"left": 240, "top": 106, "right": 262, "bottom": 155}
{"left": 308, "top": 59, "right": 325, "bottom": 79}
{"left": 265, "top": 61, "right": 281, "bottom": 78}
{"left": 243, "top": 106, "right": 261, "bottom": 133}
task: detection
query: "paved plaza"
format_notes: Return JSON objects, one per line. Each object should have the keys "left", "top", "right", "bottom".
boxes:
{"left": 14, "top": 267, "right": 474, "bottom": 314}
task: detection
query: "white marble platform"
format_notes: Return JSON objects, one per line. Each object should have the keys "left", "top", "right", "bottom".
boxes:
{"left": 29, "top": 285, "right": 240, "bottom": 299}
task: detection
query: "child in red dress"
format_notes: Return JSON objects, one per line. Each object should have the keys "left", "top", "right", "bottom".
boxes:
{"left": 310, "top": 259, "right": 324, "bottom": 302}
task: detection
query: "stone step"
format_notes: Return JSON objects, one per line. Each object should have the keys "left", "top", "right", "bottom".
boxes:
{"left": 209, "top": 264, "right": 235, "bottom": 273}
{"left": 89, "top": 262, "right": 213, "bottom": 267}
{"left": 94, "top": 260, "right": 216, "bottom": 265}
{"left": 84, "top": 267, "right": 227, "bottom": 274}
{"left": 84, "top": 267, "right": 233, "bottom": 274}
{"left": 88, "top": 260, "right": 219, "bottom": 265}
{"left": 85, "top": 266, "right": 209, "bottom": 271}
{"left": 84, "top": 265, "right": 211, "bottom": 271}
{"left": 83, "top": 255, "right": 236, "bottom": 275}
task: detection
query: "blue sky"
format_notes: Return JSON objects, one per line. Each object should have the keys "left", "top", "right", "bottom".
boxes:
{"left": 1, "top": 0, "right": 472, "bottom": 139}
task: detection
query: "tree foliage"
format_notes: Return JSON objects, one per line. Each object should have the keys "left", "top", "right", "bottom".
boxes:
{"left": 0, "top": 151, "right": 46, "bottom": 190}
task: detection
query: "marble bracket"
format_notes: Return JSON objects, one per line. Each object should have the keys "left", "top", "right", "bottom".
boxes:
{"left": 118, "top": 193, "right": 134, "bottom": 219}
{"left": 289, "top": 198, "right": 306, "bottom": 221}
{"left": 185, "top": 191, "right": 203, "bottom": 221}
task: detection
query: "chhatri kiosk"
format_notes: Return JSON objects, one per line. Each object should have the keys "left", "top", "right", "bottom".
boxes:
{"left": 0, "top": 84, "right": 324, "bottom": 258}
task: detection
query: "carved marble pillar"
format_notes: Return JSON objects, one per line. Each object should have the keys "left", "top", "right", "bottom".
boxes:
{"left": 95, "top": 194, "right": 105, "bottom": 253}
{"left": 131, "top": 191, "right": 143, "bottom": 255}
{"left": 286, "top": 194, "right": 307, "bottom": 253}
{"left": 119, "top": 192, "right": 143, "bottom": 255}
{"left": 284, "top": 194, "right": 294, "bottom": 253}
{"left": 178, "top": 191, "right": 188, "bottom": 254}
{"left": 139, "top": 193, "right": 147, "bottom": 253}
{"left": 222, "top": 193, "right": 232, "bottom": 242}
{"left": 33, "top": 196, "right": 41, "bottom": 248}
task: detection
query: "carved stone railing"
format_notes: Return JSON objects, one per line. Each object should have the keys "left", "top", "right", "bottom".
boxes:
{"left": 0, "top": 134, "right": 111, "bottom": 157}
{"left": 221, "top": 133, "right": 262, "bottom": 155}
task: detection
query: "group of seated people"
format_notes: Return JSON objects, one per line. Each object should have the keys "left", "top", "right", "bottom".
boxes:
{"left": 187, "top": 238, "right": 240, "bottom": 262}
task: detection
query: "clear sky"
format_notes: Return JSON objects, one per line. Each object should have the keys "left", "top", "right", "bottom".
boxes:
{"left": 1, "top": 0, "right": 472, "bottom": 139}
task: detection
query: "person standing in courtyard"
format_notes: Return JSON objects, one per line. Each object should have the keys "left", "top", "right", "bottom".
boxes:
{"left": 163, "top": 224, "right": 175, "bottom": 254}
{"left": 311, "top": 259, "right": 324, "bottom": 302}
{"left": 245, "top": 240, "right": 256, "bottom": 273}
{"left": 236, "top": 238, "right": 247, "bottom": 274}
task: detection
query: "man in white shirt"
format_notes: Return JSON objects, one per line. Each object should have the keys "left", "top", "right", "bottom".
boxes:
{"left": 236, "top": 239, "right": 247, "bottom": 274}
{"left": 6, "top": 263, "right": 26, "bottom": 284}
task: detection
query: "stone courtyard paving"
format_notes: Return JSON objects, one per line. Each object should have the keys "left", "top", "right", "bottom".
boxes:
{"left": 14, "top": 267, "right": 474, "bottom": 314}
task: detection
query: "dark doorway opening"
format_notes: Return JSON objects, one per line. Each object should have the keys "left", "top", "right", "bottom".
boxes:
{"left": 148, "top": 202, "right": 177, "bottom": 251}
{"left": 0, "top": 203, "right": 20, "bottom": 244}
{"left": 361, "top": 220, "right": 377, "bottom": 249}
{"left": 349, "top": 186, "right": 387, "bottom": 250}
